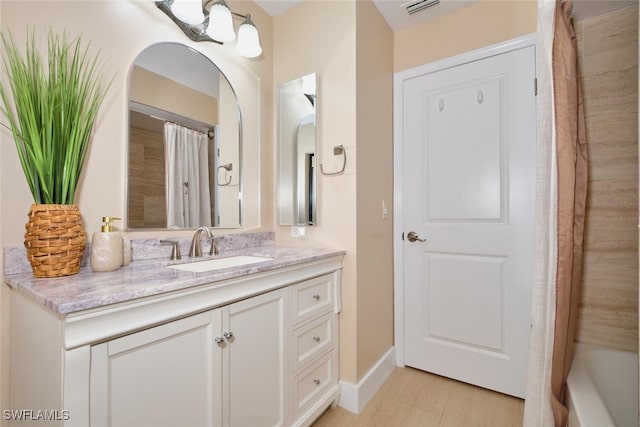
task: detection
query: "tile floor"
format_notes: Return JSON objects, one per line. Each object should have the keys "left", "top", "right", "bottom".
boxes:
{"left": 312, "top": 367, "right": 524, "bottom": 427}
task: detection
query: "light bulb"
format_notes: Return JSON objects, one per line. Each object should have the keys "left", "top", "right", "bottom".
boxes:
{"left": 236, "top": 16, "right": 262, "bottom": 58}
{"left": 171, "top": 0, "right": 204, "bottom": 25}
{"left": 206, "top": 1, "right": 235, "bottom": 42}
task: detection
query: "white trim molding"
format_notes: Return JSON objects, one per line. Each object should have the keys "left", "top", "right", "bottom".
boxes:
{"left": 393, "top": 33, "right": 536, "bottom": 367}
{"left": 338, "top": 347, "right": 396, "bottom": 414}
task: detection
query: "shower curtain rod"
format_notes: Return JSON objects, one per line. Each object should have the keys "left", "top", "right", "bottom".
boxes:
{"left": 163, "top": 119, "right": 214, "bottom": 139}
{"left": 130, "top": 100, "right": 214, "bottom": 138}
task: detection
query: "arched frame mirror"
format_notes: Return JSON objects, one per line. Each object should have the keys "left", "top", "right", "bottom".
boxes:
{"left": 277, "top": 73, "right": 317, "bottom": 226}
{"left": 126, "top": 42, "right": 242, "bottom": 230}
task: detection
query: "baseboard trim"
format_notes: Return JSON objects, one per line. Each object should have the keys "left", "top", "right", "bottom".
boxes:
{"left": 338, "top": 346, "right": 396, "bottom": 414}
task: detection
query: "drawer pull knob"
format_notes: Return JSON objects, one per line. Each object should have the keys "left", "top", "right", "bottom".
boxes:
{"left": 313, "top": 336, "right": 321, "bottom": 343}
{"left": 223, "top": 331, "right": 234, "bottom": 339}
{"left": 313, "top": 379, "right": 321, "bottom": 385}
{"left": 214, "top": 337, "right": 225, "bottom": 344}
{"left": 312, "top": 294, "right": 320, "bottom": 301}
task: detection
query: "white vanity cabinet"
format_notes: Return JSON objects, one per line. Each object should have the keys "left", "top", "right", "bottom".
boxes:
{"left": 7, "top": 253, "right": 343, "bottom": 427}
{"left": 89, "top": 288, "right": 287, "bottom": 427}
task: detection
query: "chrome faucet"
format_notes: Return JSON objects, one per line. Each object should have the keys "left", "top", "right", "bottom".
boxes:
{"left": 189, "top": 226, "right": 213, "bottom": 257}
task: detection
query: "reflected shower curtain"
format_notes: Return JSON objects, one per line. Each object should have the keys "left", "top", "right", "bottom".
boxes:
{"left": 164, "top": 122, "right": 212, "bottom": 228}
{"left": 524, "top": 0, "right": 587, "bottom": 426}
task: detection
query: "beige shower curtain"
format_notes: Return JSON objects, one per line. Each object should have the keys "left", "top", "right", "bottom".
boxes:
{"left": 164, "top": 122, "right": 212, "bottom": 229}
{"left": 549, "top": 0, "right": 588, "bottom": 424}
{"left": 524, "top": 0, "right": 587, "bottom": 425}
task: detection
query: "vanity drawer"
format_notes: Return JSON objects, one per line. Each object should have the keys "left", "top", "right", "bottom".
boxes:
{"left": 294, "top": 350, "right": 338, "bottom": 418}
{"left": 294, "top": 314, "right": 335, "bottom": 370}
{"left": 290, "top": 274, "right": 335, "bottom": 325}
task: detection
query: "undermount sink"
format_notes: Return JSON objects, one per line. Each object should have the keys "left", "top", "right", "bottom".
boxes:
{"left": 168, "top": 256, "right": 272, "bottom": 273}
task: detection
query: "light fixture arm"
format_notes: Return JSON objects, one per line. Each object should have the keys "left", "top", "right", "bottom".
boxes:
{"left": 231, "top": 11, "right": 249, "bottom": 20}
{"left": 155, "top": 1, "right": 222, "bottom": 44}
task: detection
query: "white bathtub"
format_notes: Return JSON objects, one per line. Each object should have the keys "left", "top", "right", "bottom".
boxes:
{"left": 566, "top": 344, "right": 638, "bottom": 427}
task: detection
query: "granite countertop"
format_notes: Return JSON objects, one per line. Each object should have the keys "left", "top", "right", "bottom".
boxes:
{"left": 4, "top": 246, "right": 345, "bottom": 316}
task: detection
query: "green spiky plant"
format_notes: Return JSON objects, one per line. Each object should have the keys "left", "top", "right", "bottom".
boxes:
{"left": 0, "top": 29, "right": 110, "bottom": 205}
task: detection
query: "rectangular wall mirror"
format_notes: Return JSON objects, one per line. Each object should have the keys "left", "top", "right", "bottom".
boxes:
{"left": 277, "top": 73, "right": 317, "bottom": 226}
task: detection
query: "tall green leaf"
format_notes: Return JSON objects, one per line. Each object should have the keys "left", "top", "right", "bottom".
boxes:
{"left": 0, "top": 29, "right": 111, "bottom": 204}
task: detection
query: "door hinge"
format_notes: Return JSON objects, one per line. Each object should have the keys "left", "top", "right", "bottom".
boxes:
{"left": 534, "top": 77, "right": 538, "bottom": 96}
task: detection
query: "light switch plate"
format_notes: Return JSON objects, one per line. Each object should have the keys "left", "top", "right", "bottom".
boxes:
{"left": 382, "top": 200, "right": 389, "bottom": 219}
{"left": 290, "top": 226, "right": 306, "bottom": 238}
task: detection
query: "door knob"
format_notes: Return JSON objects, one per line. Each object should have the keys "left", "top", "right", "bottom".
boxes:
{"left": 406, "top": 231, "right": 426, "bottom": 242}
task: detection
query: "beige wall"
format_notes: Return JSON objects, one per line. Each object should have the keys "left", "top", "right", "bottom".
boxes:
{"left": 273, "top": 0, "right": 394, "bottom": 384}
{"left": 130, "top": 66, "right": 219, "bottom": 125}
{"left": 0, "top": 0, "right": 273, "bottom": 415}
{"left": 394, "top": 0, "right": 537, "bottom": 72}
{"left": 0, "top": 0, "right": 271, "bottom": 244}
{"left": 575, "top": 5, "right": 639, "bottom": 352}
{"left": 354, "top": 0, "right": 394, "bottom": 381}
{"left": 273, "top": 0, "right": 360, "bottom": 383}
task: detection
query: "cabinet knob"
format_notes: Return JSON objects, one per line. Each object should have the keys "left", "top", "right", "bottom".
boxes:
{"left": 214, "top": 336, "right": 225, "bottom": 344}
{"left": 312, "top": 294, "right": 320, "bottom": 301}
{"left": 313, "top": 379, "right": 321, "bottom": 385}
{"left": 313, "top": 336, "right": 321, "bottom": 343}
{"left": 223, "top": 331, "right": 234, "bottom": 339}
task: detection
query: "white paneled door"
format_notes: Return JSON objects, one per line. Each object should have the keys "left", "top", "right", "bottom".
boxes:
{"left": 401, "top": 45, "right": 536, "bottom": 398}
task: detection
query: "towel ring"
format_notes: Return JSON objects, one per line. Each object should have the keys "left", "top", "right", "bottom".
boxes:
{"left": 320, "top": 145, "right": 346, "bottom": 176}
{"left": 217, "top": 163, "right": 232, "bottom": 186}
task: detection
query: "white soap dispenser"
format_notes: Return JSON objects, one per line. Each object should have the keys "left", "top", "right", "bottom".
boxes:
{"left": 90, "top": 217, "right": 124, "bottom": 272}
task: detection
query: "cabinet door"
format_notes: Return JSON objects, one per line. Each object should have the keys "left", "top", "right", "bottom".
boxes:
{"left": 90, "top": 310, "right": 223, "bottom": 427}
{"left": 224, "top": 288, "right": 288, "bottom": 427}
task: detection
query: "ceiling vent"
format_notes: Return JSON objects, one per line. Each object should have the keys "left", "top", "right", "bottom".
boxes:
{"left": 402, "top": 0, "right": 441, "bottom": 15}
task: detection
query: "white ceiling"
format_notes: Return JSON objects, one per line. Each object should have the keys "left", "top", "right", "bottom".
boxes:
{"left": 254, "top": 0, "right": 475, "bottom": 31}
{"left": 254, "top": 0, "right": 639, "bottom": 31}
{"left": 253, "top": 0, "right": 301, "bottom": 17}
{"left": 372, "top": 0, "right": 476, "bottom": 31}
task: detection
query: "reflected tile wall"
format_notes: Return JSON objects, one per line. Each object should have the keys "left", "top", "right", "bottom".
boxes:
{"left": 128, "top": 125, "right": 166, "bottom": 229}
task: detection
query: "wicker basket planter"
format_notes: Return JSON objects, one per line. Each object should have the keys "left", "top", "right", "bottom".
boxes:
{"left": 24, "top": 204, "right": 86, "bottom": 278}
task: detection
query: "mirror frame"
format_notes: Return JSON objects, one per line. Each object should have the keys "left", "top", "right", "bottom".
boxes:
{"left": 125, "top": 42, "right": 243, "bottom": 231}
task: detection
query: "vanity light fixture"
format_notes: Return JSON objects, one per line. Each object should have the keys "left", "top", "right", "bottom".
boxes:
{"left": 155, "top": 0, "right": 263, "bottom": 58}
